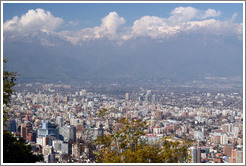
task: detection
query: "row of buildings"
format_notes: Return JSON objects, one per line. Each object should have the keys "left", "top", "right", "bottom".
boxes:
{"left": 4, "top": 83, "right": 244, "bottom": 163}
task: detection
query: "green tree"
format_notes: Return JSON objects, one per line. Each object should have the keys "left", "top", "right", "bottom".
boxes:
{"left": 3, "top": 130, "right": 43, "bottom": 163}
{"left": 3, "top": 59, "right": 16, "bottom": 124}
{"left": 93, "top": 113, "right": 191, "bottom": 163}
{"left": 3, "top": 59, "right": 43, "bottom": 163}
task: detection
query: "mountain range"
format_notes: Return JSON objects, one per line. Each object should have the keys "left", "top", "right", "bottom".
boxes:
{"left": 4, "top": 31, "right": 243, "bottom": 83}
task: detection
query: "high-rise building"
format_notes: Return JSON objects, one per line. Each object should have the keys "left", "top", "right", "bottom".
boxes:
{"left": 61, "top": 141, "right": 72, "bottom": 155}
{"left": 21, "top": 121, "right": 32, "bottom": 140}
{"left": 194, "top": 131, "right": 204, "bottom": 140}
{"left": 70, "top": 118, "right": 79, "bottom": 126}
{"left": 36, "top": 136, "right": 53, "bottom": 146}
{"left": 236, "top": 150, "right": 243, "bottom": 163}
{"left": 144, "top": 90, "right": 152, "bottom": 103}
{"left": 191, "top": 147, "right": 197, "bottom": 163}
{"left": 181, "top": 125, "right": 189, "bottom": 134}
{"left": 98, "top": 124, "right": 104, "bottom": 137}
{"left": 190, "top": 146, "right": 201, "bottom": 163}
{"left": 52, "top": 140, "right": 63, "bottom": 153}
{"left": 138, "top": 95, "right": 144, "bottom": 102}
{"left": 230, "top": 149, "right": 243, "bottom": 163}
{"left": 45, "top": 153, "right": 56, "bottom": 163}
{"left": 37, "top": 120, "right": 58, "bottom": 138}
{"left": 125, "top": 93, "right": 130, "bottom": 101}
{"left": 64, "top": 96, "right": 69, "bottom": 104}
{"left": 155, "top": 111, "right": 163, "bottom": 120}
{"left": 26, "top": 130, "right": 37, "bottom": 142}
{"left": 223, "top": 145, "right": 234, "bottom": 157}
{"left": 145, "top": 94, "right": 150, "bottom": 103}
{"left": 42, "top": 145, "right": 54, "bottom": 156}
{"left": 221, "top": 134, "right": 228, "bottom": 145}
{"left": 56, "top": 116, "right": 64, "bottom": 128}
{"left": 151, "top": 94, "right": 156, "bottom": 103}
{"left": 72, "top": 142, "right": 84, "bottom": 159}
{"left": 25, "top": 114, "right": 32, "bottom": 122}
{"left": 197, "top": 147, "right": 201, "bottom": 163}
{"left": 59, "top": 125, "right": 76, "bottom": 142}
{"left": 8, "top": 119, "right": 16, "bottom": 132}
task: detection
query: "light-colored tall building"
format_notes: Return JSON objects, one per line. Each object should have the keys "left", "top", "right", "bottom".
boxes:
{"left": 125, "top": 93, "right": 130, "bottom": 101}
{"left": 56, "top": 116, "right": 64, "bottom": 128}
{"left": 59, "top": 125, "right": 76, "bottom": 142}
{"left": 236, "top": 150, "right": 243, "bottom": 163}
{"left": 52, "top": 140, "right": 63, "bottom": 153}
{"left": 42, "top": 145, "right": 54, "bottom": 156}
{"left": 152, "top": 94, "right": 156, "bottom": 103}
{"left": 190, "top": 146, "right": 201, "bottom": 163}
{"left": 72, "top": 143, "right": 84, "bottom": 159}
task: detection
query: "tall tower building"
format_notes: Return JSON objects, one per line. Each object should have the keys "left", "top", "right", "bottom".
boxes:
{"left": 151, "top": 94, "right": 156, "bottom": 103}
{"left": 52, "top": 139, "right": 63, "bottom": 153}
{"left": 125, "top": 93, "right": 130, "bottom": 101}
{"left": 21, "top": 121, "right": 32, "bottom": 140}
{"left": 98, "top": 124, "right": 104, "bottom": 137}
{"left": 59, "top": 125, "right": 76, "bottom": 142}
{"left": 223, "top": 145, "right": 234, "bottom": 157}
{"left": 64, "top": 96, "right": 69, "bottom": 104}
{"left": 190, "top": 146, "right": 201, "bottom": 163}
{"left": 145, "top": 94, "right": 149, "bottom": 103}
{"left": 236, "top": 151, "right": 243, "bottom": 163}
{"left": 25, "top": 114, "right": 32, "bottom": 122}
{"left": 8, "top": 119, "right": 16, "bottom": 132}
{"left": 56, "top": 116, "right": 64, "bottom": 128}
{"left": 72, "top": 142, "right": 84, "bottom": 159}
{"left": 145, "top": 90, "right": 152, "bottom": 103}
{"left": 155, "top": 111, "right": 163, "bottom": 120}
{"left": 37, "top": 120, "right": 58, "bottom": 138}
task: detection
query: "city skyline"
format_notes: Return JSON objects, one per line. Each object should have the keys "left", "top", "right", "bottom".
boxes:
{"left": 2, "top": 81, "right": 244, "bottom": 163}
{"left": 2, "top": 1, "right": 245, "bottom": 164}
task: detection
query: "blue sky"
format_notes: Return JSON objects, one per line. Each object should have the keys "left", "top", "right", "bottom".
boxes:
{"left": 3, "top": 2, "right": 243, "bottom": 31}
{"left": 2, "top": 2, "right": 244, "bottom": 81}
{"left": 2, "top": 2, "right": 244, "bottom": 46}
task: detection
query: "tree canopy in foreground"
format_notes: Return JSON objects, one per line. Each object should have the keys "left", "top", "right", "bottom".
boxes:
{"left": 3, "top": 59, "right": 43, "bottom": 163}
{"left": 93, "top": 116, "right": 192, "bottom": 163}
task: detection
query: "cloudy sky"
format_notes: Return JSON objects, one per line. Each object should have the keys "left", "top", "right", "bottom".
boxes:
{"left": 2, "top": 2, "right": 244, "bottom": 82}
{"left": 3, "top": 3, "right": 243, "bottom": 45}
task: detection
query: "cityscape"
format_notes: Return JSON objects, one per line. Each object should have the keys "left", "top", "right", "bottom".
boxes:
{"left": 4, "top": 80, "right": 244, "bottom": 163}
{"left": 2, "top": 2, "right": 244, "bottom": 164}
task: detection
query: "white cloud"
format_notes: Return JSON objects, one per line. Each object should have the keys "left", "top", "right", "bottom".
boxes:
{"left": 123, "top": 7, "right": 241, "bottom": 40}
{"left": 231, "top": 13, "right": 238, "bottom": 21}
{"left": 132, "top": 16, "right": 167, "bottom": 38}
{"left": 168, "top": 7, "right": 199, "bottom": 25}
{"left": 200, "top": 9, "right": 221, "bottom": 19}
{"left": 84, "top": 11, "right": 125, "bottom": 40}
{"left": 124, "top": 7, "right": 212, "bottom": 40}
{"left": 3, "top": 8, "right": 63, "bottom": 39}
{"left": 125, "top": 16, "right": 181, "bottom": 39}
{"left": 58, "top": 11, "right": 126, "bottom": 44}
{"left": 68, "top": 20, "right": 80, "bottom": 26}
{"left": 184, "top": 19, "right": 217, "bottom": 31}
{"left": 3, "top": 7, "right": 242, "bottom": 45}
{"left": 98, "top": 11, "right": 125, "bottom": 36}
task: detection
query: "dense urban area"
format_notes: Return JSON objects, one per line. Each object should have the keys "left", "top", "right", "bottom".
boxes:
{"left": 4, "top": 80, "right": 244, "bottom": 163}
